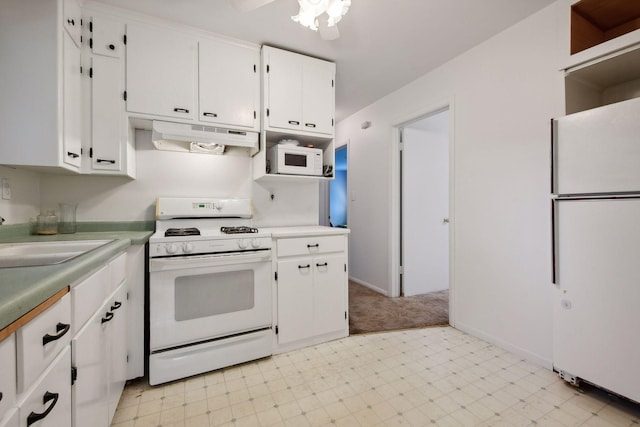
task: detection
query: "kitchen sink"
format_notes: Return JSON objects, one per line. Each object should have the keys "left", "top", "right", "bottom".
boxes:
{"left": 0, "top": 239, "right": 114, "bottom": 268}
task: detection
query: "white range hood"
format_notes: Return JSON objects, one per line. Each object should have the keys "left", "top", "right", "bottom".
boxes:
{"left": 151, "top": 121, "right": 259, "bottom": 156}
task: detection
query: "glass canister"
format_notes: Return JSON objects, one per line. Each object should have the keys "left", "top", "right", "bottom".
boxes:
{"left": 36, "top": 210, "right": 58, "bottom": 235}
{"left": 58, "top": 203, "right": 78, "bottom": 234}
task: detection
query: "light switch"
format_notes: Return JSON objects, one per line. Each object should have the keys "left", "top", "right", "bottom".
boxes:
{"left": 2, "top": 178, "right": 11, "bottom": 200}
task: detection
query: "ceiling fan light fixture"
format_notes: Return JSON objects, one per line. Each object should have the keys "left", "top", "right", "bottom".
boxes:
{"left": 292, "top": 0, "right": 350, "bottom": 32}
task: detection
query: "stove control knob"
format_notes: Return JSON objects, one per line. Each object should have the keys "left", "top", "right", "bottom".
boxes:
{"left": 182, "top": 242, "right": 194, "bottom": 253}
{"left": 250, "top": 238, "right": 261, "bottom": 249}
{"left": 238, "top": 239, "right": 248, "bottom": 249}
{"left": 166, "top": 243, "right": 178, "bottom": 254}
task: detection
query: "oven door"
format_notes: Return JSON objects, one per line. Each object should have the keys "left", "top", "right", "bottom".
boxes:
{"left": 149, "top": 250, "right": 272, "bottom": 352}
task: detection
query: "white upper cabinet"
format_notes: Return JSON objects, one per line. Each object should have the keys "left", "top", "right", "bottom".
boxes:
{"left": 199, "top": 38, "right": 260, "bottom": 130}
{"left": 559, "top": 0, "right": 640, "bottom": 70}
{"left": 90, "top": 15, "right": 123, "bottom": 58}
{"left": 63, "top": 0, "right": 82, "bottom": 48}
{"left": 262, "top": 46, "right": 335, "bottom": 137}
{"left": 62, "top": 29, "right": 83, "bottom": 169}
{"left": 0, "top": 0, "right": 83, "bottom": 172}
{"left": 125, "top": 23, "right": 198, "bottom": 120}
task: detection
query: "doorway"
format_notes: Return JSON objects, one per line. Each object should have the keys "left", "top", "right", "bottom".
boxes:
{"left": 401, "top": 109, "right": 450, "bottom": 297}
{"left": 330, "top": 145, "right": 348, "bottom": 227}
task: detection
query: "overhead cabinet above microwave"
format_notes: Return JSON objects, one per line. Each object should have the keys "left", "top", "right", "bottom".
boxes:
{"left": 125, "top": 22, "right": 260, "bottom": 132}
{"left": 262, "top": 46, "right": 335, "bottom": 137}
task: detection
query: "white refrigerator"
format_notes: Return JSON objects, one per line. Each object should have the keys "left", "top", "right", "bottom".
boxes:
{"left": 552, "top": 97, "right": 640, "bottom": 403}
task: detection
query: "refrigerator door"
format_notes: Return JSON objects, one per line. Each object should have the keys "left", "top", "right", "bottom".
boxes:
{"left": 553, "top": 197, "right": 640, "bottom": 403}
{"left": 553, "top": 97, "right": 640, "bottom": 196}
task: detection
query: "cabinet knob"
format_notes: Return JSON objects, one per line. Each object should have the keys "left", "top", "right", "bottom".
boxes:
{"left": 108, "top": 44, "right": 115, "bottom": 50}
{"left": 67, "top": 18, "right": 75, "bottom": 26}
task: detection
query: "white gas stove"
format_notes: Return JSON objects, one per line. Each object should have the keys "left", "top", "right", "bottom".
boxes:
{"left": 148, "top": 197, "right": 273, "bottom": 386}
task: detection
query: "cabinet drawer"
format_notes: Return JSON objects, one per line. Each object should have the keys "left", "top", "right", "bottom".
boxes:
{"left": 16, "top": 295, "right": 71, "bottom": 393}
{"left": 277, "top": 235, "right": 344, "bottom": 257}
{"left": 0, "top": 334, "right": 16, "bottom": 417}
{"left": 110, "top": 252, "right": 127, "bottom": 293}
{"left": 18, "top": 346, "right": 71, "bottom": 427}
{"left": 72, "top": 266, "right": 109, "bottom": 335}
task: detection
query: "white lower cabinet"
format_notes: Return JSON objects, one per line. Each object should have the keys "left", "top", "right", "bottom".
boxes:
{"left": 0, "top": 335, "right": 16, "bottom": 425}
{"left": 70, "top": 255, "right": 128, "bottom": 427}
{"left": 0, "top": 409, "right": 18, "bottom": 427}
{"left": 274, "top": 234, "right": 348, "bottom": 351}
{"left": 18, "top": 346, "right": 71, "bottom": 427}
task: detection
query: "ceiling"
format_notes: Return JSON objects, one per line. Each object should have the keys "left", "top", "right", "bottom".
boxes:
{"left": 91, "top": 0, "right": 556, "bottom": 122}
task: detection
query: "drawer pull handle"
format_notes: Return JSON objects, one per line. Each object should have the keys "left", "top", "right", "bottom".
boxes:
{"left": 97, "top": 158, "right": 116, "bottom": 164}
{"left": 101, "top": 311, "right": 114, "bottom": 324}
{"left": 203, "top": 112, "right": 218, "bottom": 118}
{"left": 27, "top": 391, "right": 59, "bottom": 426}
{"left": 305, "top": 123, "right": 316, "bottom": 128}
{"left": 67, "top": 151, "right": 79, "bottom": 159}
{"left": 316, "top": 262, "right": 328, "bottom": 267}
{"left": 307, "top": 244, "right": 319, "bottom": 248}
{"left": 173, "top": 107, "right": 190, "bottom": 114}
{"left": 298, "top": 264, "right": 311, "bottom": 269}
{"left": 0, "top": 391, "right": 3, "bottom": 402}
{"left": 111, "top": 301, "right": 122, "bottom": 311}
{"left": 42, "top": 322, "right": 70, "bottom": 346}
{"left": 288, "top": 120, "right": 300, "bottom": 125}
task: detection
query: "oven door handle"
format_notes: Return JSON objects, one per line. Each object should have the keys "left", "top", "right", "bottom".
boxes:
{"left": 150, "top": 250, "right": 271, "bottom": 271}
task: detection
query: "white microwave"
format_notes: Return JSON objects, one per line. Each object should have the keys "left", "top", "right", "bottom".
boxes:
{"left": 267, "top": 145, "right": 323, "bottom": 176}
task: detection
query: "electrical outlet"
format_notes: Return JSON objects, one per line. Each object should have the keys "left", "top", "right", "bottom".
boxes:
{"left": 2, "top": 178, "right": 11, "bottom": 200}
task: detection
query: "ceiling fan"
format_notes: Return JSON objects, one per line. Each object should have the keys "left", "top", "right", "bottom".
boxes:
{"left": 231, "top": 0, "right": 351, "bottom": 40}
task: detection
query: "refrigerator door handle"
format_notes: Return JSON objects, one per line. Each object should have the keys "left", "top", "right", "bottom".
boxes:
{"left": 551, "top": 199, "right": 557, "bottom": 285}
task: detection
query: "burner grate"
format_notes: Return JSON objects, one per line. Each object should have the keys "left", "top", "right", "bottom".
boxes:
{"left": 220, "top": 226, "right": 258, "bottom": 234}
{"left": 165, "top": 227, "right": 201, "bottom": 237}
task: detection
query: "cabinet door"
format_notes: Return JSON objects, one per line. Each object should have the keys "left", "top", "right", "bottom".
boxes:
{"left": 63, "top": 29, "right": 82, "bottom": 168}
{"left": 199, "top": 39, "right": 259, "bottom": 129}
{"left": 313, "top": 253, "right": 346, "bottom": 336}
{"left": 71, "top": 304, "right": 108, "bottom": 427}
{"left": 62, "top": 0, "right": 81, "bottom": 48}
{"left": 126, "top": 23, "right": 197, "bottom": 120}
{"left": 90, "top": 15, "right": 123, "bottom": 58}
{"left": 107, "top": 284, "right": 127, "bottom": 425}
{"left": 91, "top": 55, "right": 123, "bottom": 171}
{"left": 265, "top": 48, "right": 303, "bottom": 131}
{"left": 277, "top": 258, "right": 314, "bottom": 344}
{"left": 302, "top": 58, "right": 335, "bottom": 135}
{"left": 19, "top": 346, "right": 71, "bottom": 427}
{"left": 0, "top": 335, "right": 16, "bottom": 418}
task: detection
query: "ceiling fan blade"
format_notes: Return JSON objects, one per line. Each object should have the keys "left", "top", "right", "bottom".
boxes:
{"left": 319, "top": 21, "right": 340, "bottom": 40}
{"left": 230, "top": 0, "right": 277, "bottom": 12}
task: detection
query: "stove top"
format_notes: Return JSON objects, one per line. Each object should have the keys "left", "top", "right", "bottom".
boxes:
{"left": 165, "top": 227, "right": 201, "bottom": 237}
{"left": 220, "top": 226, "right": 258, "bottom": 235}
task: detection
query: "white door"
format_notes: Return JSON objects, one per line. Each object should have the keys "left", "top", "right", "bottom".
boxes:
{"left": 301, "top": 57, "right": 335, "bottom": 135}
{"left": 313, "top": 254, "right": 346, "bottom": 336}
{"left": 277, "top": 257, "right": 314, "bottom": 345}
{"left": 63, "top": 29, "right": 82, "bottom": 168}
{"left": 91, "top": 55, "right": 123, "bottom": 171}
{"left": 402, "top": 110, "right": 450, "bottom": 296}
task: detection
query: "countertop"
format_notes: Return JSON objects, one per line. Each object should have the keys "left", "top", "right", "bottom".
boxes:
{"left": 0, "top": 229, "right": 153, "bottom": 332}
{"left": 262, "top": 225, "right": 350, "bottom": 237}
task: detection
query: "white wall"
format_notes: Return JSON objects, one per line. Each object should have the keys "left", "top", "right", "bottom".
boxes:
{"left": 0, "top": 165, "right": 41, "bottom": 224}
{"left": 337, "top": 3, "right": 563, "bottom": 366}
{"left": 38, "top": 130, "right": 319, "bottom": 226}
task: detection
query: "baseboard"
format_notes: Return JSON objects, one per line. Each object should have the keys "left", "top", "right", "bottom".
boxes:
{"left": 455, "top": 321, "right": 552, "bottom": 370}
{"left": 349, "top": 276, "right": 388, "bottom": 296}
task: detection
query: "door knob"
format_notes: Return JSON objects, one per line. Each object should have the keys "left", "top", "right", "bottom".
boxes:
{"left": 443, "top": 218, "right": 450, "bottom": 224}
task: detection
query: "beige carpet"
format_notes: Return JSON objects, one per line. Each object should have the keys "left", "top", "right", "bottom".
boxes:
{"left": 348, "top": 281, "right": 449, "bottom": 334}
